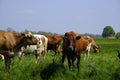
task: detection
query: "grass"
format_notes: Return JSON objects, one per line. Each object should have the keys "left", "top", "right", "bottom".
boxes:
{"left": 0, "top": 39, "right": 120, "bottom": 80}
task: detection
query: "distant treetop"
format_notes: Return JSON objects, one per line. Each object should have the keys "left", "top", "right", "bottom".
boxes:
{"left": 102, "top": 26, "right": 115, "bottom": 38}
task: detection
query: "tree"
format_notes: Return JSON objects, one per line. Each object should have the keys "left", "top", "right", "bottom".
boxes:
{"left": 6, "top": 27, "right": 16, "bottom": 32}
{"left": 115, "top": 32, "right": 120, "bottom": 39}
{"left": 102, "top": 26, "right": 115, "bottom": 38}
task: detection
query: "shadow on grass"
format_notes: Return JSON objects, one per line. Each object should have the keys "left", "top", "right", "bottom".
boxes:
{"left": 40, "top": 62, "right": 65, "bottom": 80}
{"left": 111, "top": 66, "right": 120, "bottom": 80}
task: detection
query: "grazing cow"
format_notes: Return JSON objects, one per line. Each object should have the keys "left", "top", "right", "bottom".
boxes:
{"left": 0, "top": 31, "right": 38, "bottom": 72}
{"left": 83, "top": 36, "right": 99, "bottom": 53}
{"left": 46, "top": 35, "right": 63, "bottom": 55}
{"left": 19, "top": 34, "right": 48, "bottom": 64}
{"left": 62, "top": 31, "right": 92, "bottom": 71}
{"left": 0, "top": 54, "right": 4, "bottom": 61}
{"left": 117, "top": 50, "right": 120, "bottom": 59}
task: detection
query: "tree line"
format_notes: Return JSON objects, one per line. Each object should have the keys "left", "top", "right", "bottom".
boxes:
{"left": 2, "top": 26, "right": 120, "bottom": 39}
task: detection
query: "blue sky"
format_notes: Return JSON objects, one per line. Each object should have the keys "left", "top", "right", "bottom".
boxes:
{"left": 0, "top": 0, "right": 120, "bottom": 34}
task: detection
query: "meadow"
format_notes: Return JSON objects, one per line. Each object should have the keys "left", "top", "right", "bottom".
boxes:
{"left": 0, "top": 39, "right": 120, "bottom": 80}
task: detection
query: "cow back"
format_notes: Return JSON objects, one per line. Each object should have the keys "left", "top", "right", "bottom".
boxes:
{"left": 0, "top": 31, "right": 16, "bottom": 50}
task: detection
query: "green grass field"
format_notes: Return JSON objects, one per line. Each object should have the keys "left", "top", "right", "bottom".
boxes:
{"left": 0, "top": 39, "right": 120, "bottom": 80}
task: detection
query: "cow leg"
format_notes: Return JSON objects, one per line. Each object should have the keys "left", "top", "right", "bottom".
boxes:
{"left": 72, "top": 56, "right": 76, "bottom": 69}
{"left": 86, "top": 48, "right": 90, "bottom": 60}
{"left": 36, "top": 54, "right": 40, "bottom": 64}
{"left": 56, "top": 45, "right": 60, "bottom": 55}
{"left": 18, "top": 47, "right": 24, "bottom": 60}
{"left": 44, "top": 44, "right": 48, "bottom": 57}
{"left": 77, "top": 55, "right": 80, "bottom": 72}
{"left": 87, "top": 50, "right": 90, "bottom": 59}
{"left": 62, "top": 52, "right": 66, "bottom": 64}
{"left": 67, "top": 56, "right": 72, "bottom": 70}
{"left": 4, "top": 56, "right": 11, "bottom": 72}
{"left": 58, "top": 46, "right": 61, "bottom": 55}
{"left": 35, "top": 50, "right": 40, "bottom": 64}
{"left": 87, "top": 43, "right": 91, "bottom": 59}
{"left": 35, "top": 53, "right": 40, "bottom": 64}
{"left": 43, "top": 50, "right": 46, "bottom": 59}
{"left": 18, "top": 51, "right": 23, "bottom": 60}
{"left": 84, "top": 53, "right": 87, "bottom": 60}
{"left": 62, "top": 55, "right": 64, "bottom": 63}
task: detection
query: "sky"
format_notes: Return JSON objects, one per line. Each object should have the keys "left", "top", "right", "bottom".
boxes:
{"left": 0, "top": 0, "right": 120, "bottom": 34}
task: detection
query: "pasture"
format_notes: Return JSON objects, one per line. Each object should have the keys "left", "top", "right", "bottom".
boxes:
{"left": 0, "top": 39, "right": 120, "bottom": 80}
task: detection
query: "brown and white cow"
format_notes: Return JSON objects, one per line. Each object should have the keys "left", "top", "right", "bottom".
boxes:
{"left": 62, "top": 31, "right": 92, "bottom": 71}
{"left": 46, "top": 35, "right": 63, "bottom": 55}
{"left": 29, "top": 34, "right": 48, "bottom": 64}
{"left": 19, "top": 34, "right": 48, "bottom": 64}
{"left": 83, "top": 36, "right": 99, "bottom": 53}
{"left": 0, "top": 31, "right": 37, "bottom": 72}
{"left": 34, "top": 34, "right": 48, "bottom": 59}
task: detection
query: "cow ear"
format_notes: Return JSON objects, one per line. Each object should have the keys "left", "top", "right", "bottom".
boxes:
{"left": 76, "top": 36, "right": 81, "bottom": 40}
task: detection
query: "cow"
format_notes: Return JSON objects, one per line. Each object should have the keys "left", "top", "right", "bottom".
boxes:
{"left": 31, "top": 34, "right": 48, "bottom": 63}
{"left": 0, "top": 31, "right": 38, "bottom": 72}
{"left": 62, "top": 31, "right": 92, "bottom": 71}
{"left": 19, "top": 34, "right": 48, "bottom": 64}
{"left": 34, "top": 34, "right": 48, "bottom": 59}
{"left": 83, "top": 36, "right": 99, "bottom": 53}
{"left": 46, "top": 35, "right": 63, "bottom": 55}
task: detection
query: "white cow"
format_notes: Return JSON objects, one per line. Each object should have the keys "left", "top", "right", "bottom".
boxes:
{"left": 34, "top": 34, "right": 48, "bottom": 63}
{"left": 18, "top": 34, "right": 48, "bottom": 64}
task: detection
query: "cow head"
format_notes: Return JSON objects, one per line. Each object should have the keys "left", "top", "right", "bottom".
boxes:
{"left": 18, "top": 32, "right": 38, "bottom": 60}
{"left": 93, "top": 45, "right": 99, "bottom": 53}
{"left": 63, "top": 31, "right": 81, "bottom": 53}
{"left": 24, "top": 31, "right": 38, "bottom": 45}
